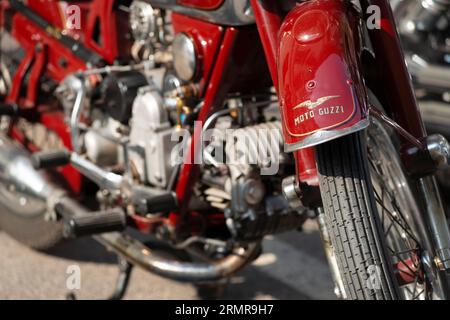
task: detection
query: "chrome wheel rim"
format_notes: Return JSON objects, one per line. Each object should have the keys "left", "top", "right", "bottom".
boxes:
{"left": 367, "top": 118, "right": 444, "bottom": 299}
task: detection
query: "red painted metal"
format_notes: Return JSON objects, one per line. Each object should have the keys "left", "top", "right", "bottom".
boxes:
{"left": 7, "top": 0, "right": 122, "bottom": 88}
{"left": 249, "top": 0, "right": 319, "bottom": 186}
{"left": 177, "top": 0, "right": 224, "bottom": 10}
{"left": 27, "top": 1, "right": 64, "bottom": 29}
{"left": 6, "top": 46, "right": 34, "bottom": 103}
{"left": 172, "top": 28, "right": 238, "bottom": 227}
{"left": 170, "top": 26, "right": 272, "bottom": 230}
{"left": 3, "top": 0, "right": 126, "bottom": 193}
{"left": 171, "top": 12, "right": 224, "bottom": 95}
{"left": 39, "top": 111, "right": 83, "bottom": 193}
{"left": 28, "top": 0, "right": 119, "bottom": 64}
{"left": 8, "top": 109, "right": 83, "bottom": 193}
{"left": 249, "top": 0, "right": 283, "bottom": 89}
{"left": 4, "top": 3, "right": 89, "bottom": 192}
{"left": 394, "top": 256, "right": 424, "bottom": 286}
{"left": 84, "top": 0, "right": 118, "bottom": 64}
{"left": 295, "top": 148, "right": 318, "bottom": 186}
{"left": 8, "top": 8, "right": 87, "bottom": 83}
{"left": 24, "top": 44, "right": 47, "bottom": 107}
{"left": 277, "top": 0, "right": 368, "bottom": 151}
{"left": 360, "top": 0, "right": 426, "bottom": 140}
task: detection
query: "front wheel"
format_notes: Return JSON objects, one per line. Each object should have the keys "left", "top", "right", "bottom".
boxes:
{"left": 316, "top": 119, "right": 448, "bottom": 300}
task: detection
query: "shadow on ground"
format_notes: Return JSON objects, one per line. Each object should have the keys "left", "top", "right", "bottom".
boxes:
{"left": 39, "top": 229, "right": 325, "bottom": 300}
{"left": 45, "top": 237, "right": 117, "bottom": 264}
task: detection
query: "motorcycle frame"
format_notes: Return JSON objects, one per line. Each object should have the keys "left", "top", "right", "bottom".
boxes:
{"left": 0, "top": 0, "right": 431, "bottom": 232}
{"left": 172, "top": 0, "right": 432, "bottom": 229}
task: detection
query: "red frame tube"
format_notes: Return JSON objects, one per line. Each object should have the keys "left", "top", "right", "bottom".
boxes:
{"left": 250, "top": 0, "right": 319, "bottom": 186}
{"left": 172, "top": 28, "right": 239, "bottom": 226}
{"left": 249, "top": 0, "right": 283, "bottom": 89}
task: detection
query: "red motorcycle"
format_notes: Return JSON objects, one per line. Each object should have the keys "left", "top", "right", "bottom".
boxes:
{"left": 1, "top": 0, "right": 450, "bottom": 300}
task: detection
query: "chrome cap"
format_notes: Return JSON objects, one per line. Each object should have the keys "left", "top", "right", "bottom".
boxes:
{"left": 129, "top": 1, "right": 156, "bottom": 42}
{"left": 173, "top": 33, "right": 198, "bottom": 81}
{"left": 426, "top": 134, "right": 450, "bottom": 169}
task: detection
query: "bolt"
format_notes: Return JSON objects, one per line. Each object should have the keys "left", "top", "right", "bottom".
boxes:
{"left": 434, "top": 256, "right": 445, "bottom": 271}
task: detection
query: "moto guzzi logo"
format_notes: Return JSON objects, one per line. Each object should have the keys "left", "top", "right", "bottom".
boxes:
{"left": 293, "top": 95, "right": 340, "bottom": 110}
{"left": 293, "top": 95, "right": 345, "bottom": 126}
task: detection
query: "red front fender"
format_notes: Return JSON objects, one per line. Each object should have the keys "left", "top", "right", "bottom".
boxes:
{"left": 278, "top": 0, "right": 369, "bottom": 152}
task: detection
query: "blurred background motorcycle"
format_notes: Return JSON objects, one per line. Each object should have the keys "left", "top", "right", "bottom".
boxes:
{"left": 392, "top": 0, "right": 450, "bottom": 202}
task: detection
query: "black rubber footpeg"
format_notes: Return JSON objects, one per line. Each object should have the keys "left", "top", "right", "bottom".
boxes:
{"left": 64, "top": 208, "right": 126, "bottom": 238}
{"left": 131, "top": 187, "right": 178, "bottom": 215}
{"left": 31, "top": 149, "right": 71, "bottom": 169}
{"left": 0, "top": 103, "right": 19, "bottom": 116}
{"left": 55, "top": 198, "right": 127, "bottom": 238}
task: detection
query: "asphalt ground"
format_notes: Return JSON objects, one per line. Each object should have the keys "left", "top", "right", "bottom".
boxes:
{"left": 0, "top": 220, "right": 336, "bottom": 300}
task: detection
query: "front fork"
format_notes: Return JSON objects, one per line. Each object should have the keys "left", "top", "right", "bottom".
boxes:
{"left": 251, "top": 0, "right": 450, "bottom": 280}
{"left": 418, "top": 176, "right": 450, "bottom": 271}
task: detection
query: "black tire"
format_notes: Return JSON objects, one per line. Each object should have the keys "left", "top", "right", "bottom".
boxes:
{"left": 316, "top": 132, "right": 400, "bottom": 299}
{"left": 0, "top": 202, "right": 64, "bottom": 251}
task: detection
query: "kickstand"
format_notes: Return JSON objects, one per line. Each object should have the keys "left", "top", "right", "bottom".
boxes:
{"left": 66, "top": 257, "right": 133, "bottom": 300}
{"left": 108, "top": 257, "right": 133, "bottom": 300}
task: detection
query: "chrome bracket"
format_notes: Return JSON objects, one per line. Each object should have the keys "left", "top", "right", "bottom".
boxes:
{"left": 369, "top": 106, "right": 450, "bottom": 176}
{"left": 281, "top": 175, "right": 303, "bottom": 210}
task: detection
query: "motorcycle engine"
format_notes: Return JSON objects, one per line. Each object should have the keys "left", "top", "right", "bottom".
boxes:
{"left": 76, "top": 67, "right": 178, "bottom": 189}
{"left": 198, "top": 114, "right": 307, "bottom": 241}
{"left": 55, "top": 0, "right": 307, "bottom": 242}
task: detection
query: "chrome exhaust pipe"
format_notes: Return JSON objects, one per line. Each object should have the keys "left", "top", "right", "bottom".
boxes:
{"left": 406, "top": 55, "right": 450, "bottom": 92}
{"left": 96, "top": 232, "right": 260, "bottom": 282}
{"left": 0, "top": 135, "right": 65, "bottom": 218}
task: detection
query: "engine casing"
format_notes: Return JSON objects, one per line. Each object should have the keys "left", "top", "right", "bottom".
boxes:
{"left": 128, "top": 85, "right": 177, "bottom": 187}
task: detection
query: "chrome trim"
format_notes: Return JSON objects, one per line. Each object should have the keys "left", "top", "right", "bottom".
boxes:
{"left": 147, "top": 0, "right": 255, "bottom": 26}
{"left": 418, "top": 100, "right": 450, "bottom": 136}
{"left": 425, "top": 134, "right": 450, "bottom": 169}
{"left": 284, "top": 118, "right": 370, "bottom": 152}
{"left": 129, "top": 1, "right": 157, "bottom": 42}
{"left": 56, "top": 75, "right": 87, "bottom": 153}
{"left": 406, "top": 55, "right": 450, "bottom": 92}
{"left": 70, "top": 153, "right": 123, "bottom": 190}
{"left": 418, "top": 176, "right": 450, "bottom": 271}
{"left": 393, "top": 0, "right": 450, "bottom": 33}
{"left": 367, "top": 118, "right": 448, "bottom": 298}
{"left": 317, "top": 209, "right": 347, "bottom": 299}
{"left": 172, "top": 33, "right": 198, "bottom": 81}
{"left": 281, "top": 175, "right": 303, "bottom": 210}
{"left": 0, "top": 136, "right": 66, "bottom": 220}
{"left": 96, "top": 232, "right": 260, "bottom": 282}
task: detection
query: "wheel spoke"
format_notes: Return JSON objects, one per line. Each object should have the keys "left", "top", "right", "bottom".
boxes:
{"left": 372, "top": 181, "right": 420, "bottom": 246}
{"left": 413, "top": 289, "right": 425, "bottom": 300}
{"left": 367, "top": 133, "right": 431, "bottom": 299}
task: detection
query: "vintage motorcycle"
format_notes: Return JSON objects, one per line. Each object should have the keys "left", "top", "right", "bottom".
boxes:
{"left": 1, "top": 0, "right": 450, "bottom": 300}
